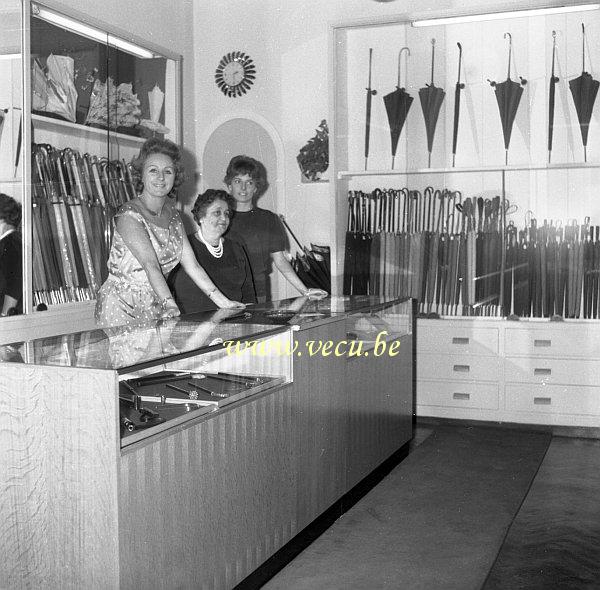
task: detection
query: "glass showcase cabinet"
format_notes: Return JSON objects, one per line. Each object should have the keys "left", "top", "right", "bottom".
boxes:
{"left": 331, "top": 4, "right": 600, "bottom": 321}
{"left": 0, "top": 1, "right": 181, "bottom": 328}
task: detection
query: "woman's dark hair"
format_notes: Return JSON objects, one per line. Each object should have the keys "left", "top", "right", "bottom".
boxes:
{"left": 130, "top": 138, "right": 185, "bottom": 196}
{"left": 192, "top": 189, "right": 235, "bottom": 225}
{"left": 0, "top": 193, "right": 21, "bottom": 227}
{"left": 223, "top": 155, "right": 268, "bottom": 196}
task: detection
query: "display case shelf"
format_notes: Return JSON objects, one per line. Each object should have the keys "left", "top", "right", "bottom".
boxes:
{"left": 338, "top": 162, "right": 600, "bottom": 178}
{"left": 32, "top": 113, "right": 147, "bottom": 146}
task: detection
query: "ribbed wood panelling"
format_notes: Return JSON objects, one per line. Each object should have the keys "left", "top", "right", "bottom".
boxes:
{"left": 346, "top": 334, "right": 413, "bottom": 489}
{"left": 293, "top": 321, "right": 348, "bottom": 530}
{"left": 0, "top": 364, "right": 120, "bottom": 589}
{"left": 119, "top": 386, "right": 296, "bottom": 590}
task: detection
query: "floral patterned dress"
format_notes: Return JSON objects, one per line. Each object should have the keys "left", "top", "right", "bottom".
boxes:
{"left": 95, "top": 200, "right": 184, "bottom": 327}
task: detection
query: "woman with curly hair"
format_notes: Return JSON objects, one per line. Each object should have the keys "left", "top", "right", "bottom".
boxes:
{"left": 0, "top": 193, "right": 22, "bottom": 316}
{"left": 169, "top": 189, "right": 256, "bottom": 314}
{"left": 95, "top": 138, "right": 244, "bottom": 326}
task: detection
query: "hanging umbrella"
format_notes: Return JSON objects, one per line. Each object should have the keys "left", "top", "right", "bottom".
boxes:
{"left": 452, "top": 43, "right": 465, "bottom": 167}
{"left": 419, "top": 39, "right": 445, "bottom": 168}
{"left": 279, "top": 214, "right": 330, "bottom": 292}
{"left": 548, "top": 31, "right": 559, "bottom": 163}
{"left": 383, "top": 47, "right": 413, "bottom": 170}
{"left": 488, "top": 32, "right": 527, "bottom": 165}
{"left": 364, "top": 48, "right": 377, "bottom": 171}
{"left": 569, "top": 23, "right": 599, "bottom": 163}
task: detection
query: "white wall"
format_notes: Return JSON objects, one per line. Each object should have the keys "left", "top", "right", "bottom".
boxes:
{"left": 192, "top": 0, "right": 583, "bottom": 258}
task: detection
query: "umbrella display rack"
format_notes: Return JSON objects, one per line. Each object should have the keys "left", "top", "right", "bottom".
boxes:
{"left": 343, "top": 183, "right": 598, "bottom": 320}
{"left": 31, "top": 142, "right": 136, "bottom": 307}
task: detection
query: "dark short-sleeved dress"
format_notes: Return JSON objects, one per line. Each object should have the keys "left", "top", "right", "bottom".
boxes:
{"left": 169, "top": 234, "right": 255, "bottom": 314}
{"left": 226, "top": 208, "right": 288, "bottom": 301}
{"left": 0, "top": 230, "right": 22, "bottom": 314}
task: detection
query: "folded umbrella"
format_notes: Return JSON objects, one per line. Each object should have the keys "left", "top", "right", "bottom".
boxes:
{"left": 452, "top": 43, "right": 465, "bottom": 167}
{"left": 364, "top": 48, "right": 377, "bottom": 171}
{"left": 548, "top": 31, "right": 559, "bottom": 163}
{"left": 419, "top": 39, "right": 445, "bottom": 168}
{"left": 569, "top": 24, "right": 599, "bottom": 163}
{"left": 488, "top": 33, "right": 527, "bottom": 165}
{"left": 384, "top": 47, "right": 413, "bottom": 170}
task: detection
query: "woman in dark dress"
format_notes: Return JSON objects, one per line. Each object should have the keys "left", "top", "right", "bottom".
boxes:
{"left": 169, "top": 189, "right": 256, "bottom": 313}
{"left": 0, "top": 193, "right": 22, "bottom": 316}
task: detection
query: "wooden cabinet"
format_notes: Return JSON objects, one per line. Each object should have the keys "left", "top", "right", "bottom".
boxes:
{"left": 417, "top": 317, "right": 600, "bottom": 428}
{"left": 1, "top": 297, "right": 414, "bottom": 590}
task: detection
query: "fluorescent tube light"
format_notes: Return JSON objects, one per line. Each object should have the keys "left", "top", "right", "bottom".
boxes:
{"left": 32, "top": 3, "right": 157, "bottom": 58}
{"left": 412, "top": 4, "right": 600, "bottom": 27}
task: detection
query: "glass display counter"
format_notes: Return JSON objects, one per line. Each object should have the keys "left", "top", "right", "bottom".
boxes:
{"left": 2, "top": 309, "right": 293, "bottom": 446}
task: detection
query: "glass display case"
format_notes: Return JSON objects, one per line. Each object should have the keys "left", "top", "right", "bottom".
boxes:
{"left": 2, "top": 310, "right": 293, "bottom": 447}
{"left": 331, "top": 5, "right": 600, "bottom": 321}
{"left": 0, "top": 1, "right": 181, "bottom": 327}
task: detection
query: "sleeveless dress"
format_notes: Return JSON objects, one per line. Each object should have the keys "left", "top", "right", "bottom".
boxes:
{"left": 95, "top": 200, "right": 184, "bottom": 327}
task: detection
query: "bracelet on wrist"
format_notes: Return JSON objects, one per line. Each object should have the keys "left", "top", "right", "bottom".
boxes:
{"left": 207, "top": 288, "right": 217, "bottom": 299}
{"left": 160, "top": 296, "right": 175, "bottom": 310}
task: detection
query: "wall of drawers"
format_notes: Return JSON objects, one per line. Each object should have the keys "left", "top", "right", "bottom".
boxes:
{"left": 417, "top": 319, "right": 600, "bottom": 427}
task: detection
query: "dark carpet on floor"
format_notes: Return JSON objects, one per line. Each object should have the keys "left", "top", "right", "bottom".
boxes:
{"left": 483, "top": 436, "right": 600, "bottom": 590}
{"left": 263, "top": 425, "right": 550, "bottom": 590}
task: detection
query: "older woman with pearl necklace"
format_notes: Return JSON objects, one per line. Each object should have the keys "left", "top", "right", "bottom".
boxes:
{"left": 169, "top": 189, "right": 256, "bottom": 313}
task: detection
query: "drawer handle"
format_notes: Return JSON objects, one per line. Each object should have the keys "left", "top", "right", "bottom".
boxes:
{"left": 453, "top": 364, "right": 470, "bottom": 373}
{"left": 534, "top": 368, "right": 552, "bottom": 376}
{"left": 534, "top": 397, "right": 552, "bottom": 405}
{"left": 453, "top": 392, "right": 470, "bottom": 400}
{"left": 452, "top": 337, "right": 469, "bottom": 345}
{"left": 534, "top": 339, "right": 551, "bottom": 348}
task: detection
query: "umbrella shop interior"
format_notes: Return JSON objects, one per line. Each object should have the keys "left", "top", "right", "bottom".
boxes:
{"left": 2, "top": 1, "right": 600, "bottom": 589}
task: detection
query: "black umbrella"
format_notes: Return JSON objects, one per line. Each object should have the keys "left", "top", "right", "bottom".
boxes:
{"left": 364, "top": 48, "right": 377, "bottom": 170}
{"left": 548, "top": 30, "right": 559, "bottom": 163}
{"left": 419, "top": 39, "right": 445, "bottom": 168}
{"left": 488, "top": 33, "right": 527, "bottom": 165}
{"left": 383, "top": 47, "right": 413, "bottom": 170}
{"left": 279, "top": 214, "right": 330, "bottom": 292}
{"left": 569, "top": 24, "right": 599, "bottom": 163}
{"left": 452, "top": 43, "right": 465, "bottom": 167}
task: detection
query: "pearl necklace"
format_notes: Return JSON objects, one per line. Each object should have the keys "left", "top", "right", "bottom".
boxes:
{"left": 138, "top": 196, "right": 164, "bottom": 217}
{"left": 196, "top": 227, "right": 223, "bottom": 258}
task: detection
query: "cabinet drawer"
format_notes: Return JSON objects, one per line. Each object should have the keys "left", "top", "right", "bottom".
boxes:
{"left": 418, "top": 325, "right": 498, "bottom": 355}
{"left": 418, "top": 381, "right": 499, "bottom": 410}
{"left": 505, "top": 326, "right": 600, "bottom": 359}
{"left": 506, "top": 384, "right": 600, "bottom": 416}
{"left": 418, "top": 353, "right": 500, "bottom": 382}
{"left": 505, "top": 357, "right": 600, "bottom": 386}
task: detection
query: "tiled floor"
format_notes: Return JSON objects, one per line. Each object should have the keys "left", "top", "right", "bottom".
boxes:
{"left": 259, "top": 424, "right": 599, "bottom": 590}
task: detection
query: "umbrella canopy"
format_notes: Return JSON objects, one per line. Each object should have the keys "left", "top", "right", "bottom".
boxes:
{"left": 569, "top": 24, "right": 599, "bottom": 163}
{"left": 419, "top": 39, "right": 445, "bottom": 168}
{"left": 489, "top": 33, "right": 527, "bottom": 165}
{"left": 384, "top": 47, "right": 413, "bottom": 170}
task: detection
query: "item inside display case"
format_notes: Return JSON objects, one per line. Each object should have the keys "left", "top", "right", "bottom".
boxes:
{"left": 118, "top": 369, "right": 284, "bottom": 438}
{"left": 30, "top": 10, "right": 168, "bottom": 137}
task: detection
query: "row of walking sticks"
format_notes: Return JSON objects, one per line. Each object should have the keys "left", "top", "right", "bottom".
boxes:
{"left": 344, "top": 187, "right": 597, "bottom": 319}
{"left": 31, "top": 143, "right": 135, "bottom": 307}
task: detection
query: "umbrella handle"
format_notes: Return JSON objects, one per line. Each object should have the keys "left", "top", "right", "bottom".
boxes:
{"left": 504, "top": 32, "right": 512, "bottom": 80}
{"left": 397, "top": 47, "right": 410, "bottom": 88}
{"left": 430, "top": 38, "right": 436, "bottom": 85}
{"left": 582, "top": 23, "right": 586, "bottom": 73}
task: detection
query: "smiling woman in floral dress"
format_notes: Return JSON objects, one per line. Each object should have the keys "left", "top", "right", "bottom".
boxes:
{"left": 95, "top": 138, "right": 244, "bottom": 327}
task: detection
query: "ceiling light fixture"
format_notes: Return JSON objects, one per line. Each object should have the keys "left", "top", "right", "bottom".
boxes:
{"left": 412, "top": 4, "right": 600, "bottom": 27}
{"left": 32, "top": 3, "right": 157, "bottom": 59}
